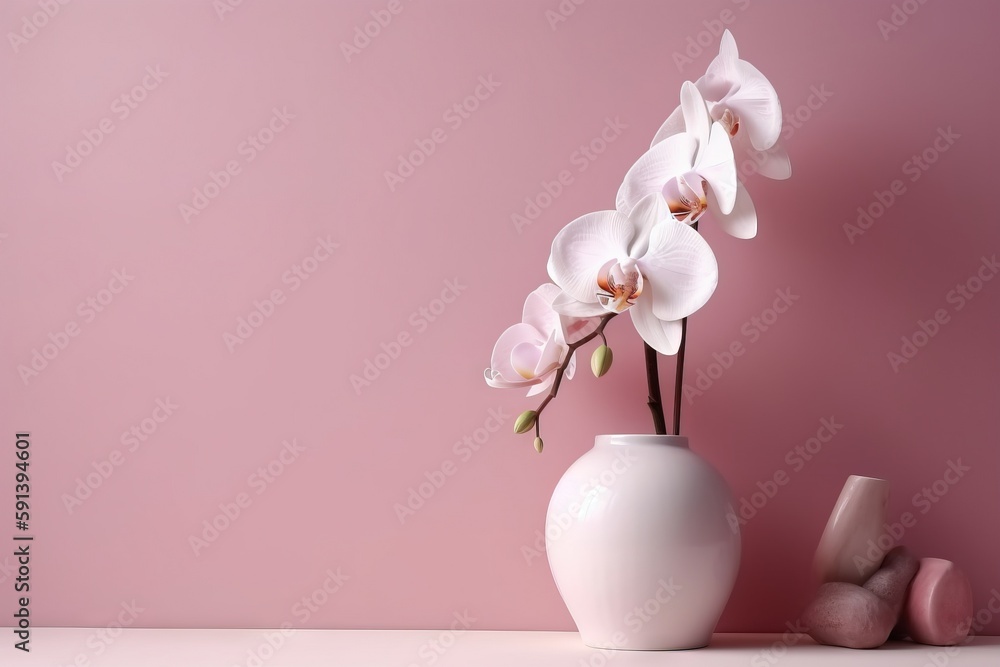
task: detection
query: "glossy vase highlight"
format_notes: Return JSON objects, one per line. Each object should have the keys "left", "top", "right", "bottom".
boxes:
{"left": 545, "top": 435, "right": 740, "bottom": 650}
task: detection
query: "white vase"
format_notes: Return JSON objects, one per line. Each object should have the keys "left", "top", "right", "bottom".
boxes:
{"left": 545, "top": 434, "right": 740, "bottom": 650}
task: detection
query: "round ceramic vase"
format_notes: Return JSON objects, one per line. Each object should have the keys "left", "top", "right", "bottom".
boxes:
{"left": 545, "top": 434, "right": 741, "bottom": 650}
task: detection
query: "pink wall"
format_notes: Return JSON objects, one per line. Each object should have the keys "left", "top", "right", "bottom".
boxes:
{"left": 2, "top": 0, "right": 999, "bottom": 636}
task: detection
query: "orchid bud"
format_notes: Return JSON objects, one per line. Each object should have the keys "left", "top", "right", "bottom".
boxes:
{"left": 514, "top": 410, "right": 537, "bottom": 434}
{"left": 591, "top": 345, "right": 613, "bottom": 377}
{"left": 533, "top": 437, "right": 544, "bottom": 453}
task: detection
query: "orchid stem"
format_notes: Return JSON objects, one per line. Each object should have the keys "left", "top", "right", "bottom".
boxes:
{"left": 534, "top": 313, "right": 616, "bottom": 423}
{"left": 671, "top": 317, "right": 689, "bottom": 436}
{"left": 644, "top": 343, "right": 668, "bottom": 435}
{"left": 671, "top": 221, "right": 698, "bottom": 437}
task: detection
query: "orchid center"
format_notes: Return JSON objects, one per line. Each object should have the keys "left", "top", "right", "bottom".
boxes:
{"left": 511, "top": 340, "right": 545, "bottom": 380}
{"left": 719, "top": 108, "right": 740, "bottom": 137}
{"left": 596, "top": 259, "right": 643, "bottom": 313}
{"left": 663, "top": 174, "right": 709, "bottom": 224}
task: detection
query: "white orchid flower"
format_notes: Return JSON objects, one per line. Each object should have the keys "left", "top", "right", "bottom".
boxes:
{"left": 546, "top": 194, "right": 718, "bottom": 355}
{"left": 618, "top": 81, "right": 759, "bottom": 238}
{"left": 651, "top": 30, "right": 790, "bottom": 181}
{"left": 485, "top": 284, "right": 600, "bottom": 397}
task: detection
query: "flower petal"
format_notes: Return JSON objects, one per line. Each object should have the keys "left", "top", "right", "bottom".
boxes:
{"left": 680, "top": 81, "right": 712, "bottom": 151}
{"left": 706, "top": 180, "right": 757, "bottom": 239}
{"left": 650, "top": 104, "right": 684, "bottom": 148}
{"left": 511, "top": 341, "right": 543, "bottom": 379}
{"left": 701, "top": 31, "right": 781, "bottom": 151}
{"left": 534, "top": 329, "right": 565, "bottom": 377}
{"left": 701, "top": 32, "right": 741, "bottom": 98}
{"left": 630, "top": 289, "right": 684, "bottom": 355}
{"left": 484, "top": 368, "right": 506, "bottom": 387}
{"left": 617, "top": 133, "right": 699, "bottom": 217}
{"left": 719, "top": 29, "right": 739, "bottom": 61}
{"left": 551, "top": 292, "right": 607, "bottom": 319}
{"left": 754, "top": 141, "right": 791, "bottom": 180}
{"left": 526, "top": 372, "right": 556, "bottom": 397}
{"left": 639, "top": 220, "right": 719, "bottom": 321}
{"left": 485, "top": 369, "right": 531, "bottom": 390}
{"left": 548, "top": 210, "right": 634, "bottom": 305}
{"left": 489, "top": 322, "right": 543, "bottom": 382}
{"left": 627, "top": 192, "right": 671, "bottom": 258}
{"left": 695, "top": 122, "right": 737, "bottom": 214}
{"left": 722, "top": 60, "right": 781, "bottom": 151}
{"left": 561, "top": 312, "right": 602, "bottom": 345}
{"left": 485, "top": 366, "right": 545, "bottom": 391}
{"left": 521, "top": 284, "right": 563, "bottom": 337}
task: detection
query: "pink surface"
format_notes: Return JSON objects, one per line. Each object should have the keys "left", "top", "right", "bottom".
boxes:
{"left": 7, "top": 630, "right": 1000, "bottom": 667}
{"left": 1, "top": 0, "right": 999, "bottom": 633}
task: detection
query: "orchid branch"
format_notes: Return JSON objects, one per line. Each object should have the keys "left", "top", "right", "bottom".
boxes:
{"left": 671, "top": 317, "right": 689, "bottom": 435}
{"left": 532, "top": 313, "right": 616, "bottom": 425}
{"left": 671, "top": 220, "right": 699, "bottom": 436}
{"left": 643, "top": 343, "right": 668, "bottom": 435}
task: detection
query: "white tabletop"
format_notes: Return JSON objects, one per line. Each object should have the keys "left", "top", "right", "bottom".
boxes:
{"left": 6, "top": 629, "right": 999, "bottom": 666}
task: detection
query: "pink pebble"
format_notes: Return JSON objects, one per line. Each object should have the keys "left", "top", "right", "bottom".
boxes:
{"left": 802, "top": 582, "right": 896, "bottom": 649}
{"left": 864, "top": 547, "right": 918, "bottom": 612}
{"left": 902, "top": 558, "right": 974, "bottom": 646}
{"left": 803, "top": 547, "right": 919, "bottom": 649}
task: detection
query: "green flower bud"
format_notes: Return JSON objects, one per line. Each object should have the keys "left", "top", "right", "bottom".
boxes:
{"left": 591, "top": 345, "right": 613, "bottom": 377}
{"left": 514, "top": 410, "right": 537, "bottom": 434}
{"left": 533, "top": 436, "right": 544, "bottom": 453}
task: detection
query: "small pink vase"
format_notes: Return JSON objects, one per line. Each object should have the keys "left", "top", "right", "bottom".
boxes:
{"left": 545, "top": 435, "right": 740, "bottom": 650}
{"left": 814, "top": 475, "right": 890, "bottom": 585}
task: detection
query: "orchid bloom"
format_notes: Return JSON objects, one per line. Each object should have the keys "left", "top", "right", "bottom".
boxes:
{"left": 618, "top": 81, "right": 761, "bottom": 238}
{"left": 485, "top": 284, "right": 600, "bottom": 397}
{"left": 546, "top": 194, "right": 717, "bottom": 355}
{"left": 651, "top": 30, "right": 790, "bottom": 181}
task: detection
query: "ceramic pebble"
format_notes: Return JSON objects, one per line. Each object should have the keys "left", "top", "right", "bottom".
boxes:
{"left": 900, "top": 558, "right": 974, "bottom": 646}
